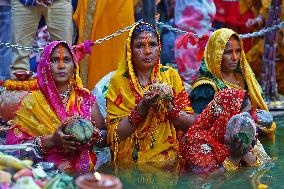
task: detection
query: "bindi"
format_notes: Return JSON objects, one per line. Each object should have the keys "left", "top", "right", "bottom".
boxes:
{"left": 144, "top": 33, "right": 150, "bottom": 53}
{"left": 231, "top": 38, "right": 237, "bottom": 59}
{"left": 58, "top": 45, "right": 65, "bottom": 68}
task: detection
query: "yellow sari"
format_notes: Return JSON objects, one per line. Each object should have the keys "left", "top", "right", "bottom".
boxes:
{"left": 106, "top": 23, "right": 193, "bottom": 163}
{"left": 191, "top": 28, "right": 276, "bottom": 139}
{"left": 73, "top": 0, "right": 135, "bottom": 89}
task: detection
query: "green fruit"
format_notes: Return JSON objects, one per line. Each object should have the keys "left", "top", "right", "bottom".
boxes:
{"left": 234, "top": 132, "right": 251, "bottom": 151}
{"left": 63, "top": 118, "right": 94, "bottom": 144}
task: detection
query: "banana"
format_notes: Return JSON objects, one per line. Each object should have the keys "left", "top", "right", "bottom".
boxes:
{"left": 0, "top": 165, "right": 7, "bottom": 170}
{"left": 0, "top": 152, "right": 32, "bottom": 170}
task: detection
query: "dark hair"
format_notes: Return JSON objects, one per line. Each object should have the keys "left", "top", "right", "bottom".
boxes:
{"left": 52, "top": 42, "right": 73, "bottom": 56}
{"left": 51, "top": 42, "right": 75, "bottom": 63}
{"left": 231, "top": 34, "right": 240, "bottom": 41}
{"left": 131, "top": 23, "right": 158, "bottom": 43}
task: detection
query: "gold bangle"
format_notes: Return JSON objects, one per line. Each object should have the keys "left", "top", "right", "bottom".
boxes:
{"left": 248, "top": 155, "right": 262, "bottom": 167}
{"left": 222, "top": 158, "right": 239, "bottom": 171}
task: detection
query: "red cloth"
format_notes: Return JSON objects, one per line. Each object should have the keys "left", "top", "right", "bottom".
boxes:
{"left": 213, "top": 0, "right": 254, "bottom": 52}
{"left": 184, "top": 88, "right": 246, "bottom": 173}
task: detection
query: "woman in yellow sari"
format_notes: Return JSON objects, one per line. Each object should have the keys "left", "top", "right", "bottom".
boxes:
{"left": 106, "top": 23, "right": 196, "bottom": 163}
{"left": 189, "top": 28, "right": 275, "bottom": 138}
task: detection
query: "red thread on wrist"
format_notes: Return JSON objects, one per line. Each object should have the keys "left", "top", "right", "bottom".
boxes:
{"left": 128, "top": 108, "right": 143, "bottom": 126}
{"left": 168, "top": 106, "right": 181, "bottom": 121}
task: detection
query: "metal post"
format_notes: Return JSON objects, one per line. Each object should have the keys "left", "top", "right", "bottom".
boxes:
{"left": 142, "top": 0, "right": 156, "bottom": 26}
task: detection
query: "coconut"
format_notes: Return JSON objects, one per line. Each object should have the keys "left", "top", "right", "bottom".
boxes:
{"left": 63, "top": 118, "right": 94, "bottom": 144}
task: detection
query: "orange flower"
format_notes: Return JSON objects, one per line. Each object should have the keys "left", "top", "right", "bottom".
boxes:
{"left": 4, "top": 79, "right": 38, "bottom": 91}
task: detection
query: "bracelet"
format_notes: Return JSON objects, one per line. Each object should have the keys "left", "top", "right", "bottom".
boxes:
{"left": 128, "top": 107, "right": 143, "bottom": 126}
{"left": 95, "top": 130, "right": 105, "bottom": 146}
{"left": 222, "top": 158, "right": 239, "bottom": 171}
{"left": 167, "top": 106, "right": 182, "bottom": 121}
{"left": 33, "top": 136, "right": 47, "bottom": 156}
{"left": 248, "top": 155, "right": 262, "bottom": 167}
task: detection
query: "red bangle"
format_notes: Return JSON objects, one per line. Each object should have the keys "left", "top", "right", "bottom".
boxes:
{"left": 128, "top": 108, "right": 143, "bottom": 126}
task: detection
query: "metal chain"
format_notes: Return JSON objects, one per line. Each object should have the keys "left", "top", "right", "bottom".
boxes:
{"left": 92, "top": 21, "right": 139, "bottom": 44}
{"left": 0, "top": 21, "right": 140, "bottom": 52}
{"left": 1, "top": 20, "right": 284, "bottom": 52}
{"left": 239, "top": 21, "right": 284, "bottom": 38}
{"left": 157, "top": 21, "right": 284, "bottom": 39}
{"left": 157, "top": 22, "right": 203, "bottom": 38}
{"left": 0, "top": 41, "right": 43, "bottom": 52}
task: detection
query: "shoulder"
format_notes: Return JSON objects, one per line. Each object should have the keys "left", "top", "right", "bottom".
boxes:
{"left": 191, "top": 78, "right": 218, "bottom": 93}
{"left": 109, "top": 70, "right": 129, "bottom": 86}
{"left": 18, "top": 90, "right": 42, "bottom": 108}
{"left": 160, "top": 66, "right": 182, "bottom": 83}
{"left": 160, "top": 66, "right": 178, "bottom": 75}
{"left": 190, "top": 84, "right": 215, "bottom": 100}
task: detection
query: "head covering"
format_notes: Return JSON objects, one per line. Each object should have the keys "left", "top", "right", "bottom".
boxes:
{"left": 193, "top": 28, "right": 268, "bottom": 113}
{"left": 37, "top": 41, "right": 93, "bottom": 121}
{"left": 185, "top": 88, "right": 246, "bottom": 172}
{"left": 115, "top": 22, "right": 161, "bottom": 102}
{"left": 106, "top": 22, "right": 193, "bottom": 162}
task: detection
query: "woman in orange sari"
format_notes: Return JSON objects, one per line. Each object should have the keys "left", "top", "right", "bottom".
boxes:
{"left": 106, "top": 23, "right": 197, "bottom": 163}
{"left": 6, "top": 41, "right": 105, "bottom": 173}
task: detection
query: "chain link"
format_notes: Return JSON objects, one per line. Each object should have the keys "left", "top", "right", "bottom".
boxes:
{"left": 158, "top": 21, "right": 284, "bottom": 39}
{"left": 0, "top": 41, "right": 43, "bottom": 52}
{"left": 157, "top": 22, "right": 203, "bottom": 38}
{"left": 0, "top": 21, "right": 140, "bottom": 52}
{"left": 93, "top": 21, "right": 140, "bottom": 44}
{"left": 239, "top": 21, "right": 284, "bottom": 38}
{"left": 1, "top": 20, "right": 284, "bottom": 52}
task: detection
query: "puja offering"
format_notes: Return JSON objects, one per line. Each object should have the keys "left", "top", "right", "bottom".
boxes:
{"left": 0, "top": 90, "right": 28, "bottom": 122}
{"left": 13, "top": 71, "right": 33, "bottom": 81}
{"left": 76, "top": 172, "right": 122, "bottom": 189}
{"left": 63, "top": 118, "right": 94, "bottom": 144}
{"left": 255, "top": 109, "right": 273, "bottom": 128}
{"left": 226, "top": 112, "right": 256, "bottom": 151}
{"left": 144, "top": 81, "right": 173, "bottom": 100}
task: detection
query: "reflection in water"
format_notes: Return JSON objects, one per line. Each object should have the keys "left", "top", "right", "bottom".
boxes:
{"left": 96, "top": 124, "right": 284, "bottom": 189}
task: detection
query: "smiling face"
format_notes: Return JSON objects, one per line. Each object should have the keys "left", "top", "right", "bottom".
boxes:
{"left": 131, "top": 31, "right": 160, "bottom": 72}
{"left": 50, "top": 44, "right": 75, "bottom": 86}
{"left": 221, "top": 36, "right": 241, "bottom": 73}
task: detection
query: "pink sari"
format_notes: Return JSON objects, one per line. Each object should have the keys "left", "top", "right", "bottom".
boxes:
{"left": 6, "top": 41, "right": 97, "bottom": 173}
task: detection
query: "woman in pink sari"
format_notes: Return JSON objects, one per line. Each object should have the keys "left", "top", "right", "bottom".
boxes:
{"left": 6, "top": 41, "right": 105, "bottom": 173}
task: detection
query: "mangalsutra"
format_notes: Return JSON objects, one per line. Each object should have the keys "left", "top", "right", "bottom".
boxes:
{"left": 59, "top": 86, "right": 70, "bottom": 99}
{"left": 233, "top": 73, "right": 241, "bottom": 86}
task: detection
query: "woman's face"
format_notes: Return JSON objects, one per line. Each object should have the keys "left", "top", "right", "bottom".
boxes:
{"left": 221, "top": 36, "right": 241, "bottom": 73}
{"left": 50, "top": 45, "right": 75, "bottom": 85}
{"left": 131, "top": 31, "right": 160, "bottom": 72}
